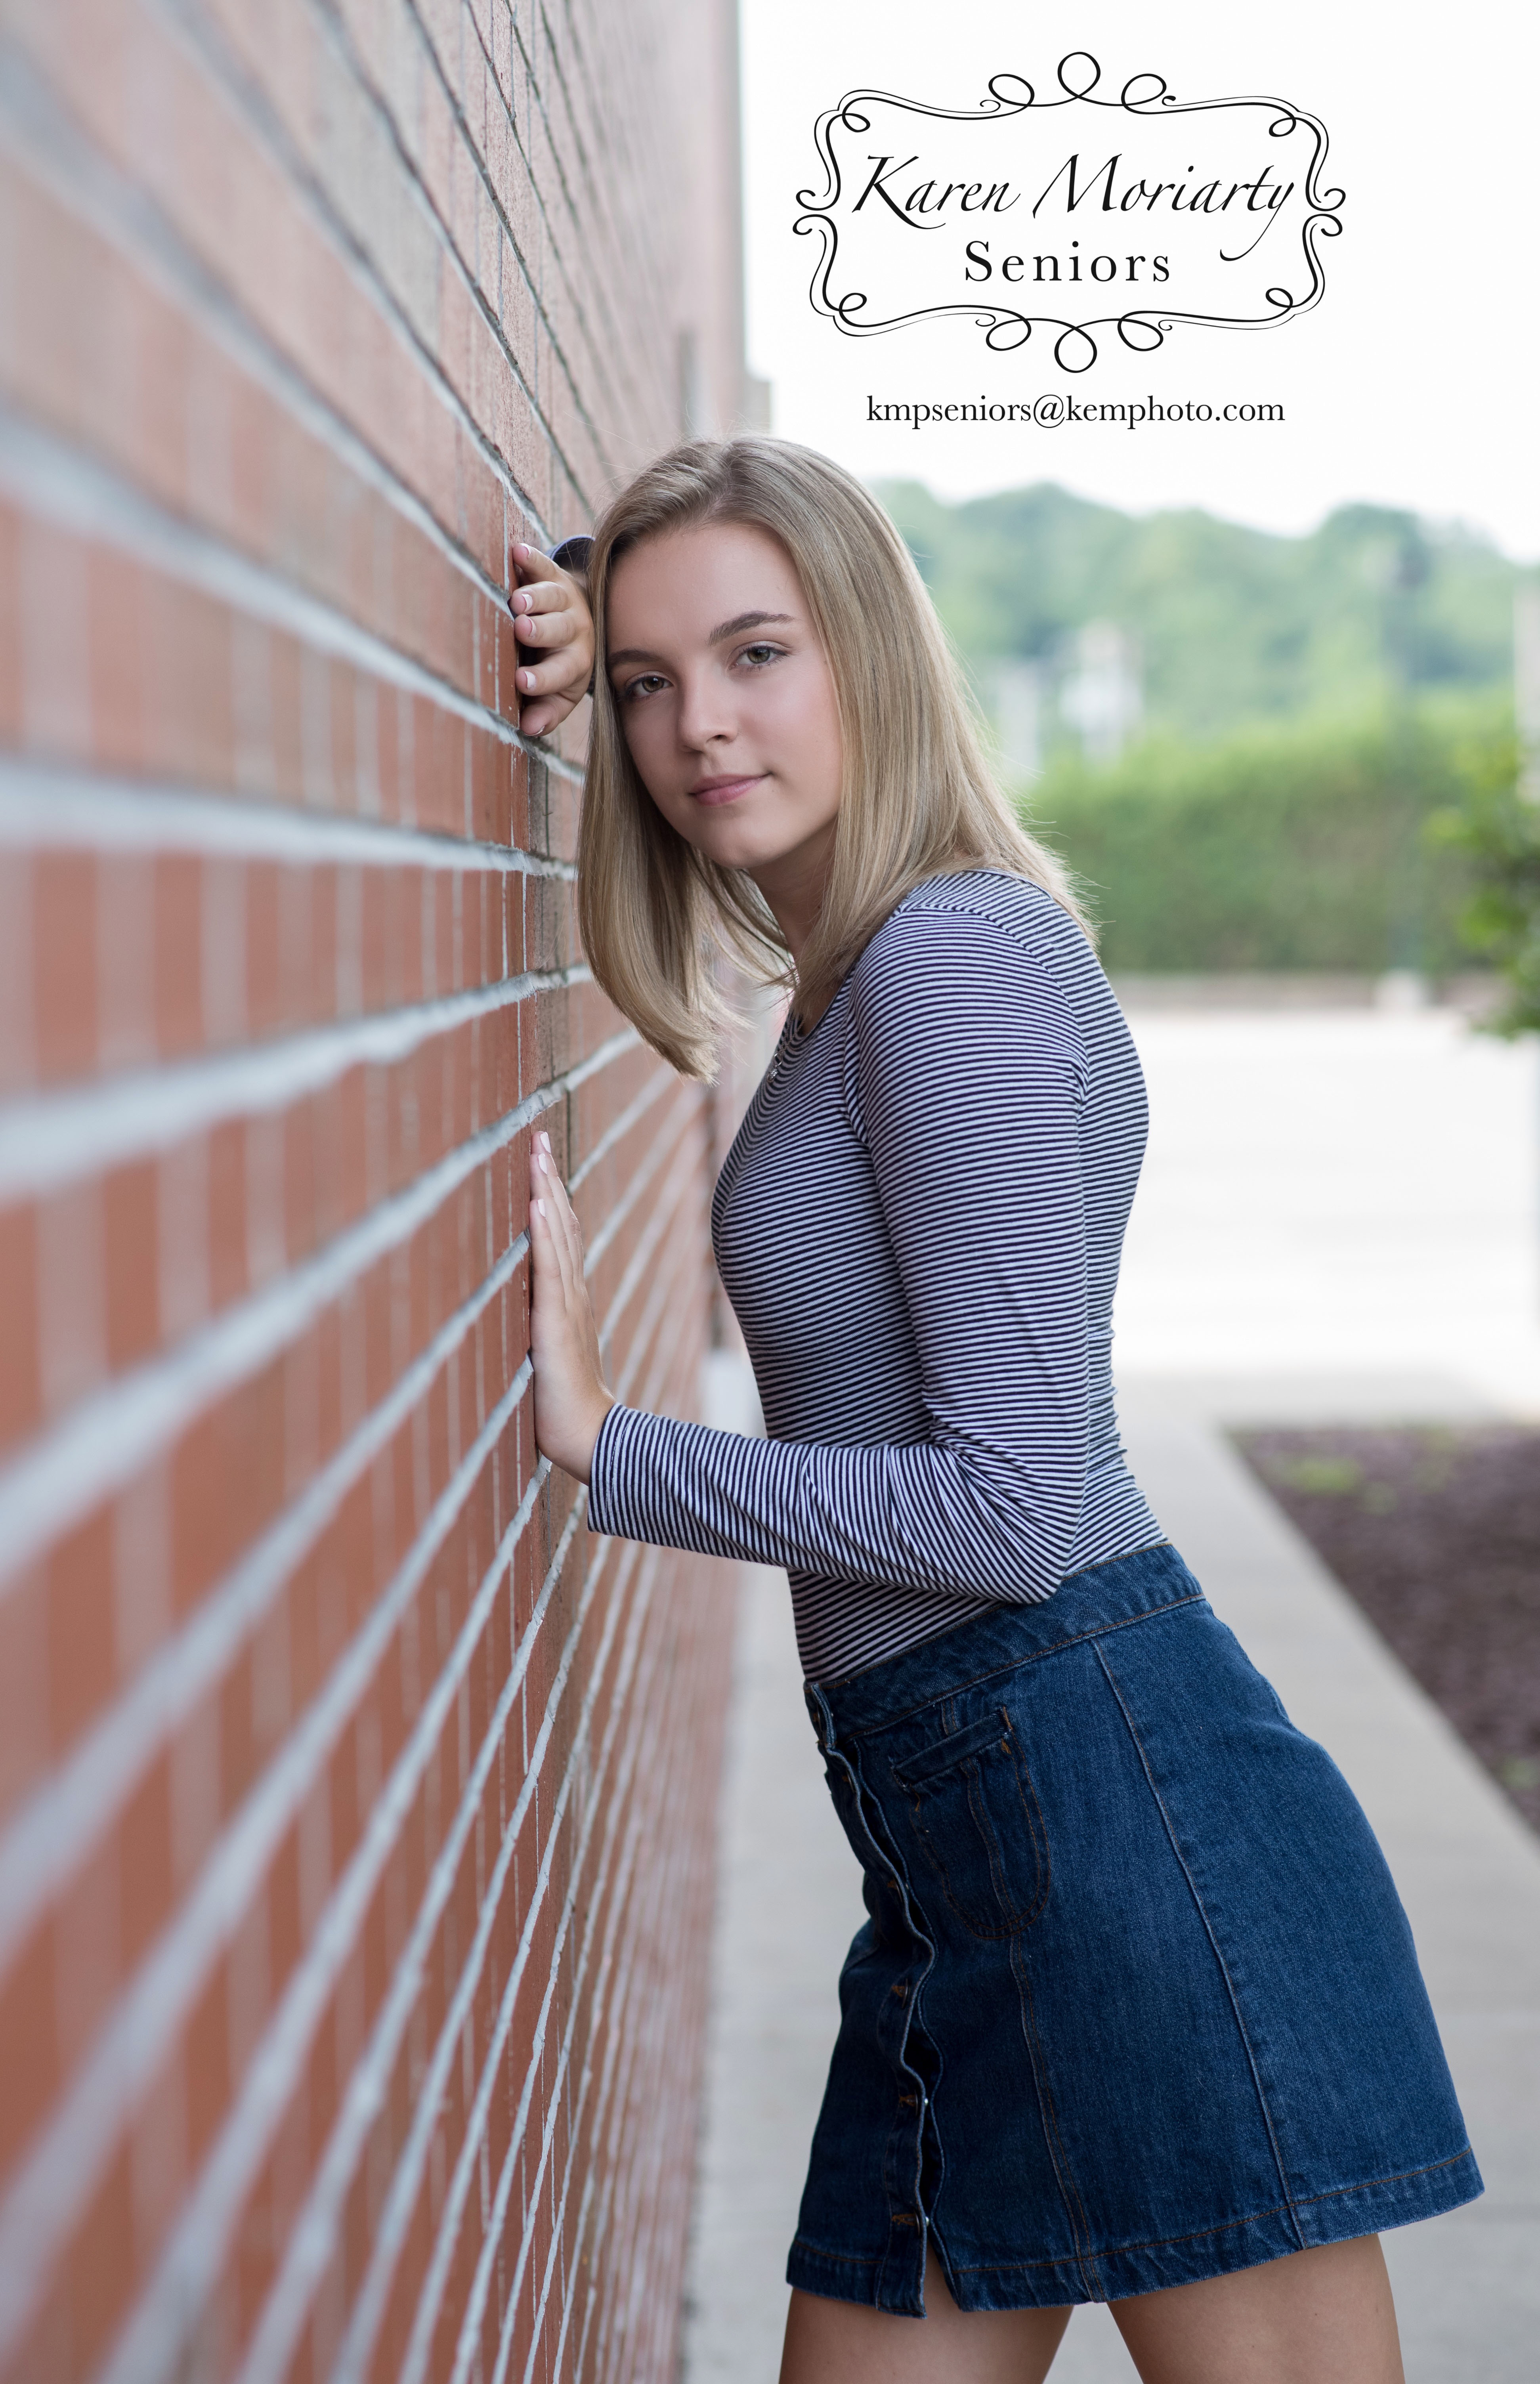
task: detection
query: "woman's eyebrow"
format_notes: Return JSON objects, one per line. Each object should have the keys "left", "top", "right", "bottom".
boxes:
{"left": 707, "top": 609, "right": 794, "bottom": 644}
{"left": 606, "top": 610, "right": 795, "bottom": 672}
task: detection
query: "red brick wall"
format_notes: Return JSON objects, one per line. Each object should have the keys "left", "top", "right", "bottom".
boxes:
{"left": 0, "top": 4, "right": 747, "bottom": 2378}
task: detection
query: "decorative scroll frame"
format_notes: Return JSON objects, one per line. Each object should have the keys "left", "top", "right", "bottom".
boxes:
{"left": 794, "top": 53, "right": 1345, "bottom": 372}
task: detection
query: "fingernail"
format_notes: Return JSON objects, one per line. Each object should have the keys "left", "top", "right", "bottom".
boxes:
{"left": 535, "top": 1197, "right": 545, "bottom": 1217}
{"left": 520, "top": 670, "right": 535, "bottom": 692}
{"left": 537, "top": 1152, "right": 548, "bottom": 1173}
{"left": 513, "top": 541, "right": 530, "bottom": 558}
{"left": 539, "top": 1131, "right": 551, "bottom": 1150}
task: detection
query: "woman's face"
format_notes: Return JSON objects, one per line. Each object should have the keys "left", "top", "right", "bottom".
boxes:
{"left": 604, "top": 520, "right": 844, "bottom": 889}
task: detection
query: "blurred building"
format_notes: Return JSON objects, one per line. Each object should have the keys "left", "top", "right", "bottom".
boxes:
{"left": 989, "top": 621, "right": 1143, "bottom": 782}
{"left": 988, "top": 657, "right": 1048, "bottom": 784}
{"left": 0, "top": 6, "right": 749, "bottom": 2382}
{"left": 1058, "top": 621, "right": 1144, "bottom": 764}
{"left": 1517, "top": 579, "right": 1540, "bottom": 802}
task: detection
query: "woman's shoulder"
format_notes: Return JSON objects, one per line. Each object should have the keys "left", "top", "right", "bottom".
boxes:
{"left": 852, "top": 869, "right": 1095, "bottom": 1002}
{"left": 837, "top": 875, "right": 1099, "bottom": 1130}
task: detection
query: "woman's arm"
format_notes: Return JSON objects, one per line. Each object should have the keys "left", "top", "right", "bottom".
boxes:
{"left": 511, "top": 540, "right": 594, "bottom": 737}
{"left": 530, "top": 904, "right": 1096, "bottom": 1608}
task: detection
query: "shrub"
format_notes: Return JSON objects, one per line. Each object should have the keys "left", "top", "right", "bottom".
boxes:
{"left": 1018, "top": 706, "right": 1498, "bottom": 976}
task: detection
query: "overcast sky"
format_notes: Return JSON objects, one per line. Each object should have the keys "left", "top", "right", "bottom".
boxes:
{"left": 740, "top": 0, "right": 1540, "bottom": 558}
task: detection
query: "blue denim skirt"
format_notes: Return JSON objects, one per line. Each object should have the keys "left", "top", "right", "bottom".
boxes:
{"left": 790, "top": 1542, "right": 1482, "bottom": 2314}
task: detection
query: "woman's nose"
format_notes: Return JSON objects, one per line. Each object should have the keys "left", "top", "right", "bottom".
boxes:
{"left": 675, "top": 666, "right": 736, "bottom": 750}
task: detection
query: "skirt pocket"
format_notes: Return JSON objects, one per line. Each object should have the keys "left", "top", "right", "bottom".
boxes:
{"left": 888, "top": 1707, "right": 1050, "bottom": 1940}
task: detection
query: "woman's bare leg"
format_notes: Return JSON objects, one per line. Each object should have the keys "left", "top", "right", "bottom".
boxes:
{"left": 778, "top": 2231, "right": 1400, "bottom": 2384}
{"left": 1111, "top": 2235, "right": 1404, "bottom": 2384}
{"left": 778, "top": 2251, "right": 1070, "bottom": 2384}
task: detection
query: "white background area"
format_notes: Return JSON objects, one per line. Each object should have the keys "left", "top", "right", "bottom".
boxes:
{"left": 1115, "top": 1005, "right": 1540, "bottom": 1409}
{"left": 740, "top": 0, "right": 1540, "bottom": 557}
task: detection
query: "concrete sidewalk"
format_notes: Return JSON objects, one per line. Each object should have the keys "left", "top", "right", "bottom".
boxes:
{"left": 681, "top": 1376, "right": 1540, "bottom": 2384}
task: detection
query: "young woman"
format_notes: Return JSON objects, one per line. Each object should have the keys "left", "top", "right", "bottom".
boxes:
{"left": 524, "top": 439, "right": 1480, "bottom": 2384}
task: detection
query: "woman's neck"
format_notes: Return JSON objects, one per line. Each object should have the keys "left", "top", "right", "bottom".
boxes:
{"left": 748, "top": 820, "right": 837, "bottom": 979}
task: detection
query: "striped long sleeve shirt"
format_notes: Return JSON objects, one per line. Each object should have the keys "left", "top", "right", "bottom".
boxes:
{"left": 587, "top": 870, "right": 1164, "bottom": 1683}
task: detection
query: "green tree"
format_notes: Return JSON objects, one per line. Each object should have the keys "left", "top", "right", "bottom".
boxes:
{"left": 878, "top": 480, "right": 1519, "bottom": 744}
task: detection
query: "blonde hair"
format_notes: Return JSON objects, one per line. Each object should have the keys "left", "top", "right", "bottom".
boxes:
{"left": 578, "top": 437, "right": 1087, "bottom": 1079}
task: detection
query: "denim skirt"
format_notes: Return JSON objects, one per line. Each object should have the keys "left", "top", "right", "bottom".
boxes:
{"left": 789, "top": 1542, "right": 1482, "bottom": 2314}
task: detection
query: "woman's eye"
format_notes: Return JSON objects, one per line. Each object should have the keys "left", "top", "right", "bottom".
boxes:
{"left": 620, "top": 672, "right": 668, "bottom": 703}
{"left": 736, "top": 642, "right": 785, "bottom": 670}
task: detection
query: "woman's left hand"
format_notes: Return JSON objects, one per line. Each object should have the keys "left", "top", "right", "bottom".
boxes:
{"left": 528, "top": 1129, "right": 614, "bottom": 1482}
{"left": 511, "top": 543, "right": 595, "bottom": 738}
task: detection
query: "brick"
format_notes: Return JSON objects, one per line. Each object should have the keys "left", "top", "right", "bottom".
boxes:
{"left": 32, "top": 849, "right": 99, "bottom": 1081}
{"left": 0, "top": 1202, "right": 40, "bottom": 1450}
{"left": 101, "top": 1161, "right": 161, "bottom": 1376}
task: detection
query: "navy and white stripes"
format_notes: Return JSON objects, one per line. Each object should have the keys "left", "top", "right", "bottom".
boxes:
{"left": 588, "top": 871, "right": 1164, "bottom": 1683}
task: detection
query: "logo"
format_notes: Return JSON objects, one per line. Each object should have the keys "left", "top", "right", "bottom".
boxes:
{"left": 796, "top": 53, "right": 1344, "bottom": 372}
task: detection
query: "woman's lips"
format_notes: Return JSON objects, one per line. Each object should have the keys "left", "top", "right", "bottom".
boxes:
{"left": 690, "top": 774, "right": 764, "bottom": 806}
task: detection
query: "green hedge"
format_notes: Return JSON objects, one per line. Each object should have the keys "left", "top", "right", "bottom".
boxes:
{"left": 1018, "top": 707, "right": 1500, "bottom": 976}
{"left": 1431, "top": 735, "right": 1540, "bottom": 1032}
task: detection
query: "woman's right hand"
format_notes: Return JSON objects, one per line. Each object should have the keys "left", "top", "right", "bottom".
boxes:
{"left": 511, "top": 543, "right": 594, "bottom": 738}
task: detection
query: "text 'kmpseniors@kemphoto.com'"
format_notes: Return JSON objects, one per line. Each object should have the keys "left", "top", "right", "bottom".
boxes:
{"left": 866, "top": 394, "right": 1286, "bottom": 430}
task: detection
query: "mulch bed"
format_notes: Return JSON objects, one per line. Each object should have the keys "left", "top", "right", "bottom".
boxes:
{"left": 1233, "top": 1426, "right": 1540, "bottom": 1835}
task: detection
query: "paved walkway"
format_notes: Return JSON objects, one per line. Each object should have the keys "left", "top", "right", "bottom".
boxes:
{"left": 682, "top": 1006, "right": 1540, "bottom": 2382}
